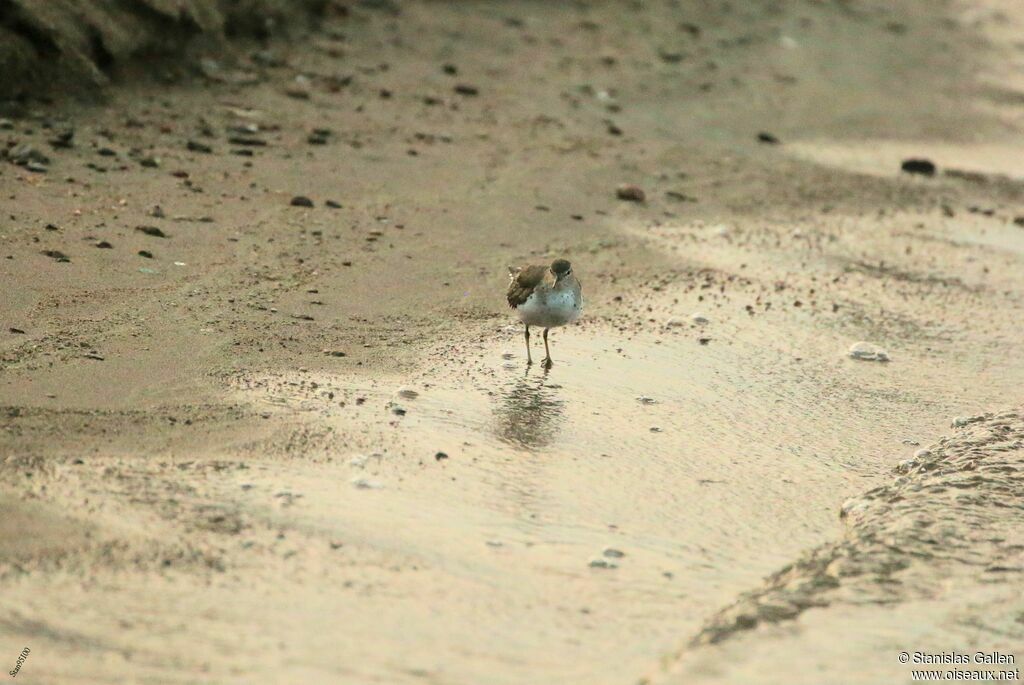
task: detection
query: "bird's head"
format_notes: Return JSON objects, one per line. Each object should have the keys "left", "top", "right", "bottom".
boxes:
{"left": 551, "top": 258, "right": 573, "bottom": 281}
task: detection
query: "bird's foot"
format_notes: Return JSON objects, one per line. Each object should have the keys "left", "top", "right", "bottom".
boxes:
{"left": 542, "top": 357, "right": 553, "bottom": 369}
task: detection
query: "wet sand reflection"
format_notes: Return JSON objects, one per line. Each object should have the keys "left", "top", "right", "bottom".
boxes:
{"left": 492, "top": 367, "right": 566, "bottom": 449}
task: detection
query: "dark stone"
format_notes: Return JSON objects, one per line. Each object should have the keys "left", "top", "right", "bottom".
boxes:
{"left": 41, "top": 249, "right": 69, "bottom": 261}
{"left": 50, "top": 129, "right": 75, "bottom": 148}
{"left": 136, "top": 225, "right": 168, "bottom": 238}
{"left": 290, "top": 196, "right": 314, "bottom": 207}
{"left": 358, "top": 0, "right": 401, "bottom": 15}
{"left": 186, "top": 140, "right": 213, "bottom": 153}
{"left": 616, "top": 184, "right": 646, "bottom": 202}
{"left": 901, "top": 158, "right": 936, "bottom": 176}
{"left": 453, "top": 84, "right": 479, "bottom": 96}
{"left": 227, "top": 136, "right": 266, "bottom": 146}
{"left": 138, "top": 250, "right": 154, "bottom": 258}
{"left": 757, "top": 131, "right": 780, "bottom": 144}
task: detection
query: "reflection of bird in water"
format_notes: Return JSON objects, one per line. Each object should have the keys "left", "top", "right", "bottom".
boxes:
{"left": 493, "top": 367, "right": 566, "bottom": 449}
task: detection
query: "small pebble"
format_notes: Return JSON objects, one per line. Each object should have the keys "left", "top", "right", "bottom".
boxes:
{"left": 901, "top": 158, "right": 936, "bottom": 176}
{"left": 847, "top": 341, "right": 890, "bottom": 362}
{"left": 616, "top": 184, "right": 646, "bottom": 202}
{"left": 136, "top": 225, "right": 168, "bottom": 238}
{"left": 589, "top": 558, "right": 618, "bottom": 569}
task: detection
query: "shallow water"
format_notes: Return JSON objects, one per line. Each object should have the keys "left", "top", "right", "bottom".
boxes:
{"left": 220, "top": 310, "right": 1024, "bottom": 683}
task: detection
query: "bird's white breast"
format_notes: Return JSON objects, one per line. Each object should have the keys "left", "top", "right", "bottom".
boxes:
{"left": 517, "top": 288, "right": 582, "bottom": 328}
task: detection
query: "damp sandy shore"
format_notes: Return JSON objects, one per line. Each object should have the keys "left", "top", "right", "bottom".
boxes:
{"left": 1, "top": 1, "right": 1024, "bottom": 683}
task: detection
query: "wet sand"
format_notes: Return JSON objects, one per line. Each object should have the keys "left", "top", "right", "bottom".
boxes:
{"left": 1, "top": 1, "right": 1023, "bottom": 683}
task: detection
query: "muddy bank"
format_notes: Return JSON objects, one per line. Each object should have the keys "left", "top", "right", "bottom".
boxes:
{"left": 660, "top": 409, "right": 1024, "bottom": 683}
{"left": 0, "top": 0, "right": 329, "bottom": 99}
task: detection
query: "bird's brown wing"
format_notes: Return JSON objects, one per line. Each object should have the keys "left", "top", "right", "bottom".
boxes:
{"left": 506, "top": 264, "right": 547, "bottom": 308}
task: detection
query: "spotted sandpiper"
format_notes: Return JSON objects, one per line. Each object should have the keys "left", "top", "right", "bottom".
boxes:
{"left": 506, "top": 258, "right": 583, "bottom": 368}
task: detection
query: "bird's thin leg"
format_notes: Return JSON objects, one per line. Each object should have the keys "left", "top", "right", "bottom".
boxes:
{"left": 524, "top": 325, "right": 532, "bottom": 365}
{"left": 542, "top": 328, "right": 552, "bottom": 368}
